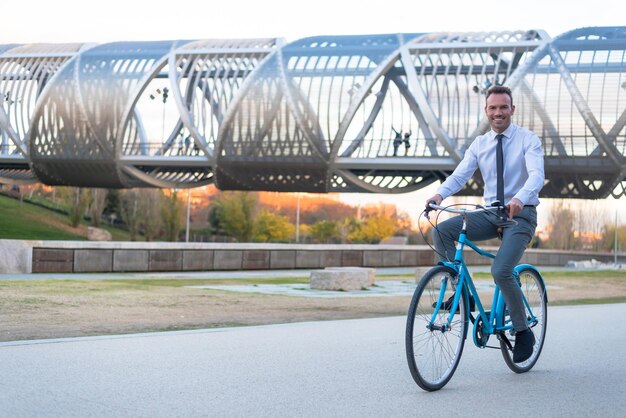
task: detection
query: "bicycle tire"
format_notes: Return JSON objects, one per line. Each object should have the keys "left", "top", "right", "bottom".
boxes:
{"left": 406, "top": 266, "right": 467, "bottom": 391}
{"left": 499, "top": 267, "right": 548, "bottom": 373}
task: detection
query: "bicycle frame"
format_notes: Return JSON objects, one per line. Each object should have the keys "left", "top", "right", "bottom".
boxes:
{"left": 429, "top": 212, "right": 539, "bottom": 345}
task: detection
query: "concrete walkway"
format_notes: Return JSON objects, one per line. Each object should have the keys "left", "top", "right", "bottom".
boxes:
{"left": 1, "top": 304, "right": 625, "bottom": 417}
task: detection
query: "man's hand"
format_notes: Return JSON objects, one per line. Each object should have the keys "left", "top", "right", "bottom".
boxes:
{"left": 425, "top": 194, "right": 443, "bottom": 210}
{"left": 506, "top": 197, "right": 523, "bottom": 218}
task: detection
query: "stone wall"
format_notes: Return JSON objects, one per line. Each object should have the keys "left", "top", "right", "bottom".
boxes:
{"left": 27, "top": 242, "right": 437, "bottom": 273}
{"left": 0, "top": 239, "right": 622, "bottom": 274}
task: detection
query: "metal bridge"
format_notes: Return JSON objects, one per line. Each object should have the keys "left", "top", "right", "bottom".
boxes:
{"left": 1, "top": 27, "right": 625, "bottom": 198}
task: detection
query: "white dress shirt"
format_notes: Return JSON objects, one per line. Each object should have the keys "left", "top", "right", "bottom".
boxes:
{"left": 436, "top": 124, "right": 544, "bottom": 206}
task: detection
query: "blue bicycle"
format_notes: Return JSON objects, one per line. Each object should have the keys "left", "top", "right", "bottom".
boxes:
{"left": 406, "top": 203, "right": 548, "bottom": 391}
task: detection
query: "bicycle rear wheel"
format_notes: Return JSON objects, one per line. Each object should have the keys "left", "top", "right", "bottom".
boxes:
{"left": 406, "top": 266, "right": 467, "bottom": 391}
{"left": 499, "top": 267, "right": 547, "bottom": 373}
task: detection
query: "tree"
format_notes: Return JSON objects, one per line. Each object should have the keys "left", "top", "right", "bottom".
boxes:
{"left": 59, "top": 187, "right": 90, "bottom": 227}
{"left": 572, "top": 200, "right": 607, "bottom": 251}
{"left": 253, "top": 210, "right": 294, "bottom": 242}
{"left": 120, "top": 190, "right": 141, "bottom": 240}
{"left": 348, "top": 215, "right": 396, "bottom": 243}
{"left": 546, "top": 200, "right": 577, "bottom": 250}
{"left": 162, "top": 190, "right": 184, "bottom": 242}
{"left": 309, "top": 220, "right": 341, "bottom": 243}
{"left": 341, "top": 218, "right": 360, "bottom": 244}
{"left": 139, "top": 189, "right": 163, "bottom": 241}
{"left": 600, "top": 224, "right": 626, "bottom": 253}
{"left": 89, "top": 188, "right": 107, "bottom": 227}
{"left": 207, "top": 204, "right": 224, "bottom": 236}
{"left": 104, "top": 189, "right": 121, "bottom": 224}
{"left": 393, "top": 211, "right": 412, "bottom": 237}
{"left": 211, "top": 191, "right": 257, "bottom": 242}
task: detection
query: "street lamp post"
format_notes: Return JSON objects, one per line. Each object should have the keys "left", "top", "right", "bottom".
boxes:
{"left": 295, "top": 193, "right": 301, "bottom": 243}
{"left": 149, "top": 87, "right": 169, "bottom": 142}
{"left": 615, "top": 209, "right": 618, "bottom": 264}
{"left": 185, "top": 189, "right": 191, "bottom": 243}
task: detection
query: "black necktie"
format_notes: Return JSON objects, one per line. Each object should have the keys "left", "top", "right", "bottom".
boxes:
{"left": 496, "top": 134, "right": 505, "bottom": 205}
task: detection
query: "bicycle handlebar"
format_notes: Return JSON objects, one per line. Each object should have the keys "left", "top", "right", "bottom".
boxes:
{"left": 426, "top": 202, "right": 504, "bottom": 214}
{"left": 425, "top": 202, "right": 518, "bottom": 225}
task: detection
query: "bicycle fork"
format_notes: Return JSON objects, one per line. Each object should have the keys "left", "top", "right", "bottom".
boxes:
{"left": 429, "top": 271, "right": 468, "bottom": 334}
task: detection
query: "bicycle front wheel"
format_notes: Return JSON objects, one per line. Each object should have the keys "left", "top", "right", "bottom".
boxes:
{"left": 499, "top": 267, "right": 548, "bottom": 373}
{"left": 406, "top": 266, "right": 467, "bottom": 391}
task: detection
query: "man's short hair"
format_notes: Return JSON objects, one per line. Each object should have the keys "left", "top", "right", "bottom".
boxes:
{"left": 485, "top": 86, "right": 513, "bottom": 106}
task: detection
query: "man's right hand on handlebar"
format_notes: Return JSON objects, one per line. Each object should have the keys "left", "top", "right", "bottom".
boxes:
{"left": 425, "top": 194, "right": 443, "bottom": 210}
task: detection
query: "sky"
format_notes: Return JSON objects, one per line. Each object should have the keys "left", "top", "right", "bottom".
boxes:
{"left": 2, "top": 0, "right": 624, "bottom": 228}
{"left": 2, "top": 0, "right": 621, "bottom": 45}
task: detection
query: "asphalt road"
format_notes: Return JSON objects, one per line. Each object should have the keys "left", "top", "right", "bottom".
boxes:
{"left": 1, "top": 304, "right": 625, "bottom": 417}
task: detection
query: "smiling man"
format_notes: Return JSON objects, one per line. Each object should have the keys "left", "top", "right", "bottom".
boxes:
{"left": 425, "top": 85, "right": 545, "bottom": 363}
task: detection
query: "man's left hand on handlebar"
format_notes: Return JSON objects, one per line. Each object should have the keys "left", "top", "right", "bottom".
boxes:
{"left": 506, "top": 197, "right": 523, "bottom": 218}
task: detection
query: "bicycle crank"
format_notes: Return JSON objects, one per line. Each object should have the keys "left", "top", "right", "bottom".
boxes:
{"left": 472, "top": 316, "right": 490, "bottom": 348}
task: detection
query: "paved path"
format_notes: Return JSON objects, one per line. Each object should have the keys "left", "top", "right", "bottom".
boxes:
{"left": 1, "top": 304, "right": 625, "bottom": 417}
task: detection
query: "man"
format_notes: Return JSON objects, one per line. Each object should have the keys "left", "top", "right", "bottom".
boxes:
{"left": 425, "top": 85, "right": 544, "bottom": 363}
{"left": 403, "top": 131, "right": 412, "bottom": 156}
{"left": 392, "top": 127, "right": 403, "bottom": 156}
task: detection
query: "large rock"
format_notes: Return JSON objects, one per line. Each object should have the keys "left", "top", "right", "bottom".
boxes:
{"left": 310, "top": 269, "right": 370, "bottom": 291}
{"left": 87, "top": 227, "right": 112, "bottom": 241}
{"left": 325, "top": 267, "right": 376, "bottom": 286}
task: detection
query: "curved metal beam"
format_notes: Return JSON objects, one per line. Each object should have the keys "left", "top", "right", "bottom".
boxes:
{"left": 0, "top": 29, "right": 623, "bottom": 198}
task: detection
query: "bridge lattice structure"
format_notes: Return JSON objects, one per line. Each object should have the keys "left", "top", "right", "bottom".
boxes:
{"left": 1, "top": 27, "right": 625, "bottom": 198}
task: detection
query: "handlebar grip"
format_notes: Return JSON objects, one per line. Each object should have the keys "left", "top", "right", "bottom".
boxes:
{"left": 489, "top": 201, "right": 508, "bottom": 221}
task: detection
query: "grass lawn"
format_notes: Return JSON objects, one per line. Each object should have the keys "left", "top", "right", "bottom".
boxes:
{"left": 0, "top": 194, "right": 132, "bottom": 241}
{"left": 0, "top": 195, "right": 85, "bottom": 240}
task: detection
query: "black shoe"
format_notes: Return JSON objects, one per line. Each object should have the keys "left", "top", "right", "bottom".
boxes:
{"left": 432, "top": 294, "right": 476, "bottom": 312}
{"left": 513, "top": 329, "right": 536, "bottom": 363}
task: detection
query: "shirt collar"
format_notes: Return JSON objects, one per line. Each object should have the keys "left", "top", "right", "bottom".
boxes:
{"left": 490, "top": 124, "right": 516, "bottom": 140}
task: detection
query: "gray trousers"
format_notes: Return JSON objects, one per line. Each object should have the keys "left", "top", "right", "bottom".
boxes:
{"left": 433, "top": 207, "right": 537, "bottom": 332}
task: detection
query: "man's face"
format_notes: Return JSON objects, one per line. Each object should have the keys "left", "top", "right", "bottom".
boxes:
{"left": 485, "top": 93, "right": 515, "bottom": 133}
